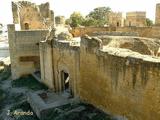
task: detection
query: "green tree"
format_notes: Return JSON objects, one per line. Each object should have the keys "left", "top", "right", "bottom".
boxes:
{"left": 86, "top": 7, "right": 111, "bottom": 26}
{"left": 67, "top": 12, "right": 85, "bottom": 27}
{"left": 65, "top": 19, "right": 71, "bottom": 25}
{"left": 82, "top": 18, "right": 96, "bottom": 26}
{"left": 146, "top": 18, "right": 153, "bottom": 26}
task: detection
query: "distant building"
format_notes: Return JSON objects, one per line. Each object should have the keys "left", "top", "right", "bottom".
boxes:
{"left": 125, "top": 11, "right": 146, "bottom": 27}
{"left": 155, "top": 3, "right": 160, "bottom": 25}
{"left": 12, "top": 1, "right": 54, "bottom": 30}
{"left": 108, "top": 12, "right": 124, "bottom": 27}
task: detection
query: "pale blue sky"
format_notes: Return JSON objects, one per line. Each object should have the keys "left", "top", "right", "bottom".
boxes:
{"left": 1, "top": 0, "right": 160, "bottom": 24}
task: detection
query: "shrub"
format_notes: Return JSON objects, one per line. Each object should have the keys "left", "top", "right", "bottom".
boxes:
{"left": 12, "top": 75, "right": 48, "bottom": 90}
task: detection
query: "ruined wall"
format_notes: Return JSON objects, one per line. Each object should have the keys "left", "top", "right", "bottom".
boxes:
{"left": 39, "top": 41, "right": 54, "bottom": 89}
{"left": 12, "top": 1, "right": 54, "bottom": 30}
{"left": 39, "top": 33, "right": 160, "bottom": 119}
{"left": 8, "top": 24, "right": 48, "bottom": 79}
{"left": 116, "top": 26, "right": 160, "bottom": 38}
{"left": 40, "top": 38, "right": 80, "bottom": 94}
{"left": 125, "top": 12, "right": 146, "bottom": 27}
{"left": 70, "top": 26, "right": 160, "bottom": 39}
{"left": 79, "top": 36, "right": 160, "bottom": 120}
{"left": 52, "top": 41, "right": 80, "bottom": 96}
{"left": 70, "top": 27, "right": 116, "bottom": 37}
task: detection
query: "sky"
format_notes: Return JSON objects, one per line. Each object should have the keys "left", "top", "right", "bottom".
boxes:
{"left": 1, "top": 0, "right": 160, "bottom": 24}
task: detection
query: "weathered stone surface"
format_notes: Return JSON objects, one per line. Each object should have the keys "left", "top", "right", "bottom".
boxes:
{"left": 8, "top": 24, "right": 49, "bottom": 79}
{"left": 40, "top": 34, "right": 160, "bottom": 120}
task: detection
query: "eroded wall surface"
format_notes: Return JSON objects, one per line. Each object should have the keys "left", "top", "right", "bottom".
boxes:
{"left": 52, "top": 41, "right": 80, "bottom": 96}
{"left": 79, "top": 36, "right": 160, "bottom": 120}
{"left": 40, "top": 39, "right": 80, "bottom": 95}
{"left": 8, "top": 24, "right": 48, "bottom": 79}
{"left": 39, "top": 41, "right": 54, "bottom": 89}
{"left": 40, "top": 34, "right": 160, "bottom": 120}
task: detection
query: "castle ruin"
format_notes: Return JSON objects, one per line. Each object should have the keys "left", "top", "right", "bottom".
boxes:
{"left": 12, "top": 1, "right": 54, "bottom": 30}
{"left": 7, "top": 1, "right": 160, "bottom": 120}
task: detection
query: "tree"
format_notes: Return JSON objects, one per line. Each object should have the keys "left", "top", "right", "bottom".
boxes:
{"left": 146, "top": 18, "right": 153, "bottom": 26}
{"left": 65, "top": 19, "right": 71, "bottom": 25}
{"left": 67, "top": 12, "right": 85, "bottom": 27}
{"left": 86, "top": 7, "right": 111, "bottom": 27}
{"left": 82, "top": 18, "right": 96, "bottom": 26}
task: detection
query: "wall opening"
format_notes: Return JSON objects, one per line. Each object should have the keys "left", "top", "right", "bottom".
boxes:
{"left": 24, "top": 23, "right": 29, "bottom": 30}
{"left": 61, "top": 71, "right": 70, "bottom": 91}
{"left": 117, "top": 22, "right": 120, "bottom": 27}
{"left": 129, "top": 21, "right": 131, "bottom": 26}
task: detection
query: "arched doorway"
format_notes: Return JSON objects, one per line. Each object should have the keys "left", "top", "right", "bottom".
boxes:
{"left": 61, "top": 70, "right": 69, "bottom": 91}
{"left": 24, "top": 23, "right": 29, "bottom": 30}
{"left": 117, "top": 22, "right": 120, "bottom": 27}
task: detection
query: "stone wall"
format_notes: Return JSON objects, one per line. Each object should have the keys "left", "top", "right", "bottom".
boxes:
{"left": 70, "top": 26, "right": 160, "bottom": 39}
{"left": 52, "top": 41, "right": 80, "bottom": 96}
{"left": 116, "top": 26, "right": 160, "bottom": 38}
{"left": 39, "top": 41, "right": 54, "bottom": 89}
{"left": 39, "top": 34, "right": 160, "bottom": 120}
{"left": 70, "top": 27, "right": 116, "bottom": 37}
{"left": 40, "top": 39, "right": 80, "bottom": 95}
{"left": 8, "top": 24, "right": 48, "bottom": 79}
{"left": 79, "top": 36, "right": 160, "bottom": 120}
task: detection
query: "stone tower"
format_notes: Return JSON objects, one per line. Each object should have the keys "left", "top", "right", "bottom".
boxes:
{"left": 155, "top": 3, "right": 160, "bottom": 25}
{"left": 55, "top": 16, "right": 65, "bottom": 26}
{"left": 12, "top": 1, "right": 54, "bottom": 30}
{"left": 125, "top": 12, "right": 146, "bottom": 27}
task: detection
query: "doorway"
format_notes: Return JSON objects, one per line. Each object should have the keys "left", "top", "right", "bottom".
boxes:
{"left": 24, "top": 23, "right": 29, "bottom": 30}
{"left": 117, "top": 22, "right": 120, "bottom": 27}
{"left": 61, "top": 71, "right": 70, "bottom": 91}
